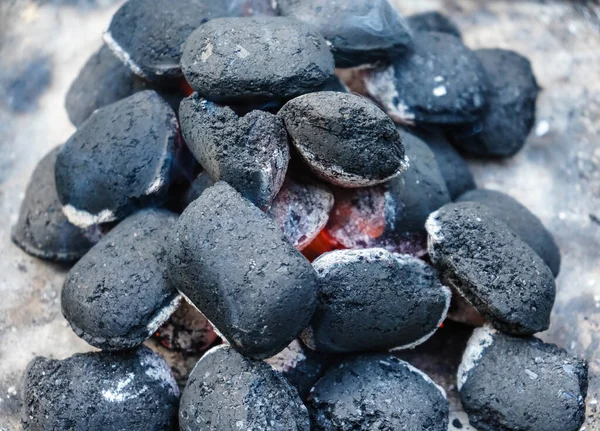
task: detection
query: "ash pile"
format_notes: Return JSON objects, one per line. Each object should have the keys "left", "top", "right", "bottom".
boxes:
{"left": 13, "top": 0, "right": 588, "bottom": 430}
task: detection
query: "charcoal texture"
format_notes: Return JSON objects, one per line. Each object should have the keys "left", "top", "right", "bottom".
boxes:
{"left": 11, "top": 147, "right": 100, "bottom": 262}
{"left": 61, "top": 209, "right": 180, "bottom": 350}
{"left": 277, "top": 0, "right": 412, "bottom": 68}
{"left": 279, "top": 92, "right": 407, "bottom": 187}
{"left": 182, "top": 171, "right": 214, "bottom": 208}
{"left": 179, "top": 345, "right": 310, "bottom": 431}
{"left": 21, "top": 347, "right": 179, "bottom": 431}
{"left": 179, "top": 95, "right": 289, "bottom": 209}
{"left": 181, "top": 17, "right": 334, "bottom": 104}
{"left": 407, "top": 12, "right": 462, "bottom": 39}
{"left": 427, "top": 202, "right": 556, "bottom": 335}
{"left": 55, "top": 91, "right": 178, "bottom": 227}
{"left": 458, "top": 328, "right": 588, "bottom": 431}
{"left": 451, "top": 49, "right": 539, "bottom": 157}
{"left": 308, "top": 354, "right": 449, "bottom": 431}
{"left": 457, "top": 189, "right": 560, "bottom": 276}
{"left": 303, "top": 249, "right": 450, "bottom": 353}
{"left": 168, "top": 182, "right": 318, "bottom": 359}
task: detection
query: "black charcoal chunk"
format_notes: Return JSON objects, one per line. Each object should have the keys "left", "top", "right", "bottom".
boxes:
{"left": 179, "top": 94, "right": 289, "bottom": 209}
{"left": 182, "top": 171, "right": 214, "bottom": 208}
{"left": 277, "top": 0, "right": 412, "bottom": 68}
{"left": 365, "top": 32, "right": 489, "bottom": 124}
{"left": 181, "top": 17, "right": 334, "bottom": 104}
{"left": 407, "top": 12, "right": 462, "bottom": 39}
{"left": 179, "top": 345, "right": 310, "bottom": 430}
{"left": 458, "top": 189, "right": 560, "bottom": 276}
{"left": 62, "top": 209, "right": 180, "bottom": 350}
{"left": 458, "top": 327, "right": 588, "bottom": 431}
{"left": 279, "top": 92, "right": 408, "bottom": 187}
{"left": 12, "top": 147, "right": 101, "bottom": 262}
{"left": 450, "top": 49, "right": 540, "bottom": 157}
{"left": 303, "top": 249, "right": 450, "bottom": 353}
{"left": 309, "top": 354, "right": 449, "bottom": 431}
{"left": 426, "top": 202, "right": 556, "bottom": 335}
{"left": 265, "top": 339, "right": 330, "bottom": 398}
{"left": 55, "top": 90, "right": 178, "bottom": 227}
{"left": 168, "top": 182, "right": 318, "bottom": 359}
{"left": 105, "top": 0, "right": 230, "bottom": 81}
{"left": 21, "top": 347, "right": 179, "bottom": 431}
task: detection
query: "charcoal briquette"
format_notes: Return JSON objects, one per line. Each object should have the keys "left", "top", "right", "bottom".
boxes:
{"left": 407, "top": 12, "right": 462, "bottom": 39}
{"left": 182, "top": 171, "right": 214, "bottom": 208}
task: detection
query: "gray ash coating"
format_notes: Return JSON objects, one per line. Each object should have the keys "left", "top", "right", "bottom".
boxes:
{"left": 55, "top": 90, "right": 178, "bottom": 227}
{"left": 61, "top": 209, "right": 179, "bottom": 350}
{"left": 279, "top": 92, "right": 407, "bottom": 187}
{"left": 181, "top": 17, "right": 335, "bottom": 104}
{"left": 179, "top": 345, "right": 310, "bottom": 431}
{"left": 105, "top": 0, "right": 230, "bottom": 81}
{"left": 21, "top": 346, "right": 179, "bottom": 431}
{"left": 168, "top": 182, "right": 318, "bottom": 359}
{"left": 426, "top": 202, "right": 556, "bottom": 335}
{"left": 276, "top": 0, "right": 412, "bottom": 68}
{"left": 182, "top": 171, "right": 214, "bottom": 208}
{"left": 365, "top": 32, "right": 489, "bottom": 124}
{"left": 179, "top": 94, "right": 289, "bottom": 209}
{"left": 457, "top": 189, "right": 561, "bottom": 276}
{"left": 407, "top": 12, "right": 462, "bottom": 39}
{"left": 11, "top": 147, "right": 101, "bottom": 262}
{"left": 458, "top": 328, "right": 588, "bottom": 431}
{"left": 308, "top": 354, "right": 449, "bottom": 431}
{"left": 450, "top": 49, "right": 540, "bottom": 157}
{"left": 303, "top": 249, "right": 450, "bottom": 353}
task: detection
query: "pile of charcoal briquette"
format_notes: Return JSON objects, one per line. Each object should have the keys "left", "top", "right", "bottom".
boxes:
{"left": 13, "top": 0, "right": 589, "bottom": 430}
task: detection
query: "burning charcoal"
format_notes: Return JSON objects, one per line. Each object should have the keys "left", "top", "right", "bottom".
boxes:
{"left": 277, "top": 0, "right": 412, "bottom": 68}
{"left": 179, "top": 345, "right": 310, "bottom": 430}
{"left": 365, "top": 32, "right": 489, "bottom": 124}
{"left": 21, "top": 347, "right": 179, "bottom": 431}
{"left": 12, "top": 147, "right": 101, "bottom": 262}
{"left": 458, "top": 327, "right": 588, "bottom": 431}
{"left": 61, "top": 209, "right": 180, "bottom": 350}
{"left": 179, "top": 94, "right": 289, "bottom": 209}
{"left": 168, "top": 182, "right": 318, "bottom": 359}
{"left": 265, "top": 339, "right": 330, "bottom": 398}
{"left": 458, "top": 189, "right": 561, "bottom": 276}
{"left": 268, "top": 178, "right": 334, "bottom": 250}
{"left": 407, "top": 12, "right": 462, "bottom": 39}
{"left": 55, "top": 90, "right": 178, "bottom": 228}
{"left": 181, "top": 17, "right": 334, "bottom": 104}
{"left": 426, "top": 202, "right": 556, "bottom": 335}
{"left": 279, "top": 92, "right": 408, "bottom": 187}
{"left": 302, "top": 249, "right": 450, "bottom": 353}
{"left": 182, "top": 171, "right": 214, "bottom": 208}
{"left": 450, "top": 49, "right": 540, "bottom": 157}
{"left": 308, "top": 354, "right": 449, "bottom": 430}
{"left": 65, "top": 45, "right": 136, "bottom": 127}
{"left": 105, "top": 0, "right": 230, "bottom": 82}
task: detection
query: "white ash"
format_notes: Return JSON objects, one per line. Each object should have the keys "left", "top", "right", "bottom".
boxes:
{"left": 103, "top": 31, "right": 147, "bottom": 79}
{"left": 62, "top": 205, "right": 115, "bottom": 229}
{"left": 137, "top": 348, "right": 179, "bottom": 397}
{"left": 457, "top": 325, "right": 497, "bottom": 390}
{"left": 145, "top": 294, "right": 182, "bottom": 338}
{"left": 265, "top": 340, "right": 307, "bottom": 373}
{"left": 365, "top": 65, "right": 416, "bottom": 124}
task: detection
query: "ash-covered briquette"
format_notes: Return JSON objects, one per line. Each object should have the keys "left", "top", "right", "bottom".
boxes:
{"left": 179, "top": 94, "right": 289, "bottom": 209}
{"left": 105, "top": 0, "right": 231, "bottom": 82}
{"left": 21, "top": 347, "right": 179, "bottom": 431}
{"left": 303, "top": 249, "right": 450, "bottom": 353}
{"left": 365, "top": 32, "right": 489, "bottom": 124}
{"left": 61, "top": 209, "right": 180, "bottom": 350}
{"left": 55, "top": 90, "right": 178, "bottom": 228}
{"left": 279, "top": 92, "right": 408, "bottom": 187}
{"left": 458, "top": 189, "right": 561, "bottom": 276}
{"left": 426, "top": 202, "right": 556, "bottom": 335}
{"left": 268, "top": 177, "right": 334, "bottom": 250}
{"left": 276, "top": 0, "right": 412, "bottom": 68}
{"left": 458, "top": 327, "right": 588, "bottom": 431}
{"left": 182, "top": 171, "right": 214, "bottom": 208}
{"left": 11, "top": 147, "right": 101, "bottom": 262}
{"left": 411, "top": 127, "right": 476, "bottom": 200}
{"left": 168, "top": 182, "right": 318, "bottom": 359}
{"left": 407, "top": 11, "right": 462, "bottom": 39}
{"left": 181, "top": 17, "right": 334, "bottom": 104}
{"left": 179, "top": 345, "right": 310, "bottom": 430}
{"left": 265, "top": 339, "right": 330, "bottom": 399}
{"left": 308, "top": 354, "right": 449, "bottom": 431}
{"left": 450, "top": 49, "right": 539, "bottom": 157}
